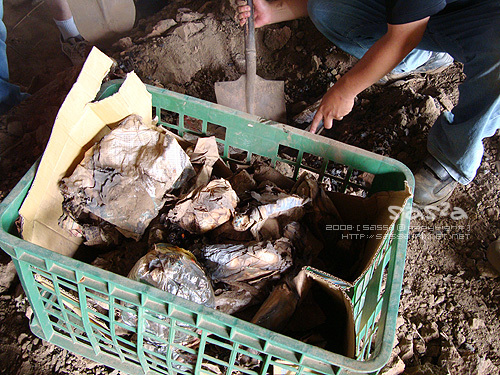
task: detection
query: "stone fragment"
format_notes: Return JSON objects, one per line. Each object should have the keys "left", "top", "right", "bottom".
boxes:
{"left": 311, "top": 55, "right": 321, "bottom": 72}
{"left": 264, "top": 26, "right": 292, "bottom": 51}
{"left": 438, "top": 93, "right": 454, "bottom": 111}
{"left": 406, "top": 363, "right": 448, "bottom": 375}
{"left": 420, "top": 321, "right": 440, "bottom": 342}
{"left": 487, "top": 239, "right": 500, "bottom": 273}
{"left": 145, "top": 19, "right": 177, "bottom": 39}
{"left": 438, "top": 342, "right": 464, "bottom": 368}
{"left": 173, "top": 22, "right": 205, "bottom": 42}
{"left": 7, "top": 120, "right": 23, "bottom": 137}
{"left": 477, "top": 358, "right": 500, "bottom": 375}
{"left": 0, "top": 260, "right": 17, "bottom": 293}
{"left": 419, "top": 96, "right": 440, "bottom": 123}
{"left": 477, "top": 260, "right": 500, "bottom": 278}
{"left": 114, "top": 36, "right": 134, "bottom": 50}
{"left": 380, "top": 355, "right": 405, "bottom": 375}
{"left": 469, "top": 317, "right": 486, "bottom": 330}
{"left": 399, "top": 337, "right": 414, "bottom": 361}
{"left": 415, "top": 341, "right": 426, "bottom": 355}
{"left": 176, "top": 8, "right": 204, "bottom": 23}
{"left": 17, "top": 333, "right": 29, "bottom": 345}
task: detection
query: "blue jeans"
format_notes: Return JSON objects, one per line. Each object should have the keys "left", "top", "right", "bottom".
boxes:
{"left": 0, "top": 0, "right": 25, "bottom": 115}
{"left": 308, "top": 0, "right": 500, "bottom": 184}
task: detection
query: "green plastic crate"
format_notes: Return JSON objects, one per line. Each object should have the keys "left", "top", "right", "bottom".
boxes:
{"left": 0, "top": 81, "right": 414, "bottom": 375}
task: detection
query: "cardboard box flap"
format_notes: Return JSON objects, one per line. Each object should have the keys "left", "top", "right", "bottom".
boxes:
{"left": 304, "top": 269, "right": 356, "bottom": 359}
{"left": 19, "top": 47, "right": 152, "bottom": 257}
{"left": 304, "top": 266, "right": 352, "bottom": 289}
{"left": 325, "top": 181, "right": 412, "bottom": 285}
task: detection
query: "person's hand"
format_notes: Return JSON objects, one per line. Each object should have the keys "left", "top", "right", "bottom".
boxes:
{"left": 309, "top": 85, "right": 355, "bottom": 133}
{"left": 236, "top": 0, "right": 272, "bottom": 28}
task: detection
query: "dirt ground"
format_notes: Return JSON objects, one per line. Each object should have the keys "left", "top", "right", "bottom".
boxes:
{"left": 1, "top": 0, "right": 500, "bottom": 374}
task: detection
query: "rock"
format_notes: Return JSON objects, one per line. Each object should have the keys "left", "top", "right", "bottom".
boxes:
{"left": 477, "top": 358, "right": 500, "bottom": 375}
{"left": 25, "top": 305, "right": 33, "bottom": 320}
{"left": 380, "top": 355, "right": 405, "bottom": 375}
{"left": 145, "top": 19, "right": 177, "bottom": 39}
{"left": 487, "top": 239, "right": 500, "bottom": 273}
{"left": 486, "top": 207, "right": 500, "bottom": 221}
{"left": 419, "top": 96, "right": 440, "bottom": 123}
{"left": 414, "top": 338, "right": 426, "bottom": 355}
{"left": 7, "top": 120, "right": 23, "bottom": 137}
{"left": 420, "top": 321, "right": 439, "bottom": 342}
{"left": 438, "top": 93, "right": 454, "bottom": 111}
{"left": 264, "top": 26, "right": 292, "bottom": 51}
{"left": 175, "top": 8, "right": 204, "bottom": 23}
{"left": 311, "top": 55, "right": 321, "bottom": 72}
{"left": 406, "top": 363, "right": 448, "bottom": 375}
{"left": 17, "top": 361, "right": 32, "bottom": 374}
{"left": 438, "top": 342, "right": 464, "bottom": 368}
{"left": 398, "top": 337, "right": 414, "bottom": 361}
{"left": 324, "top": 51, "right": 354, "bottom": 68}
{"left": 232, "top": 52, "right": 245, "bottom": 73}
{"left": 173, "top": 22, "right": 205, "bottom": 42}
{"left": 83, "top": 357, "right": 99, "bottom": 369}
{"left": 396, "top": 315, "right": 405, "bottom": 330}
{"left": 0, "top": 260, "right": 17, "bottom": 293}
{"left": 469, "top": 317, "right": 486, "bottom": 330}
{"left": 17, "top": 332, "right": 29, "bottom": 345}
{"left": 477, "top": 260, "right": 500, "bottom": 278}
{"left": 456, "top": 332, "right": 466, "bottom": 346}
{"left": 114, "top": 36, "right": 134, "bottom": 50}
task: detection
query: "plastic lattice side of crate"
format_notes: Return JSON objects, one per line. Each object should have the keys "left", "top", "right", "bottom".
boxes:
{"left": 0, "top": 81, "right": 414, "bottom": 375}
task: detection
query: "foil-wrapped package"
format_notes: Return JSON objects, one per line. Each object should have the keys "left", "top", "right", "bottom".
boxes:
{"left": 59, "top": 114, "right": 195, "bottom": 240}
{"left": 201, "top": 238, "right": 294, "bottom": 314}
{"left": 122, "top": 243, "right": 215, "bottom": 357}
{"left": 232, "top": 186, "right": 310, "bottom": 239}
{"left": 126, "top": 243, "right": 215, "bottom": 305}
{"left": 168, "top": 178, "right": 239, "bottom": 234}
{"left": 201, "top": 238, "right": 293, "bottom": 284}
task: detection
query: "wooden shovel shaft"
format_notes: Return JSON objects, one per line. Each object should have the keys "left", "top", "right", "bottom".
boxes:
{"left": 245, "top": 0, "right": 257, "bottom": 115}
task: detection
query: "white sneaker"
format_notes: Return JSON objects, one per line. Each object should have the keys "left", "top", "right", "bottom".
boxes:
{"left": 378, "top": 52, "right": 454, "bottom": 85}
{"left": 60, "top": 35, "right": 90, "bottom": 66}
{"left": 412, "top": 52, "right": 454, "bottom": 74}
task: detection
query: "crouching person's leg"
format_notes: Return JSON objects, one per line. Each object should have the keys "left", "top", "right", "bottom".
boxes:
{"left": 414, "top": 1, "right": 500, "bottom": 206}
{"left": 307, "top": 0, "right": 432, "bottom": 73}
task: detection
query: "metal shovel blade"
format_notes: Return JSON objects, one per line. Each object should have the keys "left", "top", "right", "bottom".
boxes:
{"left": 215, "top": 74, "right": 286, "bottom": 123}
{"left": 66, "top": 0, "right": 135, "bottom": 43}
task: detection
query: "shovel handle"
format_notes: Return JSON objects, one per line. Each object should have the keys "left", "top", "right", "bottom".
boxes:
{"left": 245, "top": 0, "right": 257, "bottom": 114}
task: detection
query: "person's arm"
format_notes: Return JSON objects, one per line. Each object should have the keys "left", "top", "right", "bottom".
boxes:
{"left": 237, "top": 0, "right": 309, "bottom": 28}
{"left": 309, "top": 17, "right": 429, "bottom": 133}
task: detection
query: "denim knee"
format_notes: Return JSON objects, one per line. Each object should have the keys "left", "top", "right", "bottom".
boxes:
{"left": 308, "top": 0, "right": 348, "bottom": 44}
{"left": 308, "top": 0, "right": 386, "bottom": 59}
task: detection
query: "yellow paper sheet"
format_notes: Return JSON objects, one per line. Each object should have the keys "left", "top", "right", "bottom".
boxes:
{"left": 19, "top": 47, "right": 152, "bottom": 256}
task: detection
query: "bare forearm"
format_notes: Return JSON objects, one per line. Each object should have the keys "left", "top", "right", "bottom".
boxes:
{"left": 336, "top": 18, "right": 429, "bottom": 98}
{"left": 309, "top": 18, "right": 429, "bottom": 132}
{"left": 267, "top": 0, "right": 309, "bottom": 24}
